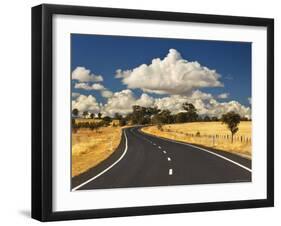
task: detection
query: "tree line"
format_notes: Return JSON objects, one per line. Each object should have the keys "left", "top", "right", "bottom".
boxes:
{"left": 72, "top": 102, "right": 249, "bottom": 142}
{"left": 72, "top": 103, "right": 203, "bottom": 126}
{"left": 72, "top": 103, "right": 251, "bottom": 126}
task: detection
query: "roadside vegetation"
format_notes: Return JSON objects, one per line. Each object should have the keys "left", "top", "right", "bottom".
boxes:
{"left": 142, "top": 121, "right": 251, "bottom": 159}
{"left": 72, "top": 110, "right": 124, "bottom": 177}
{"left": 72, "top": 124, "right": 122, "bottom": 177}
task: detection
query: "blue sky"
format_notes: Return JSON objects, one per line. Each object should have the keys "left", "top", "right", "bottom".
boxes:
{"left": 71, "top": 34, "right": 251, "bottom": 118}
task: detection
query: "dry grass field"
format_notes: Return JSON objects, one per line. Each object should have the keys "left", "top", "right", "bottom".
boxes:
{"left": 72, "top": 126, "right": 122, "bottom": 177}
{"left": 74, "top": 118, "right": 102, "bottom": 124}
{"left": 142, "top": 121, "right": 252, "bottom": 159}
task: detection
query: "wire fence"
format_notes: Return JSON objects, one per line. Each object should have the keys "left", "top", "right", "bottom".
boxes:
{"left": 163, "top": 129, "right": 251, "bottom": 146}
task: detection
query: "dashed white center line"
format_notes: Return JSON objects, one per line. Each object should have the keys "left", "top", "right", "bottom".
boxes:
{"left": 163, "top": 150, "right": 167, "bottom": 154}
{"left": 158, "top": 146, "right": 161, "bottom": 149}
{"left": 167, "top": 157, "right": 171, "bottom": 161}
{"left": 169, "top": 169, "right": 173, "bottom": 175}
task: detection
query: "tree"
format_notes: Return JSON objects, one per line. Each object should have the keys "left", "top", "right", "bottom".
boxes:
{"left": 131, "top": 105, "right": 147, "bottom": 124}
{"left": 157, "top": 123, "right": 163, "bottom": 131}
{"left": 114, "top": 113, "right": 122, "bottom": 120}
{"left": 71, "top": 118, "right": 78, "bottom": 133}
{"left": 98, "top": 112, "right": 102, "bottom": 119}
{"left": 204, "top": 115, "right": 211, "bottom": 121}
{"left": 146, "top": 107, "right": 160, "bottom": 117}
{"left": 89, "top": 121, "right": 104, "bottom": 132}
{"left": 125, "top": 113, "right": 133, "bottom": 122}
{"left": 152, "top": 110, "right": 173, "bottom": 124}
{"left": 162, "top": 110, "right": 174, "bottom": 124}
{"left": 182, "top": 103, "right": 198, "bottom": 122}
{"left": 102, "top": 116, "right": 112, "bottom": 126}
{"left": 211, "top": 116, "right": 219, "bottom": 121}
{"left": 129, "top": 106, "right": 161, "bottom": 125}
{"left": 72, "top": 108, "right": 79, "bottom": 117}
{"left": 90, "top": 113, "right": 95, "bottom": 119}
{"left": 82, "top": 111, "right": 88, "bottom": 118}
{"left": 119, "top": 118, "right": 127, "bottom": 126}
{"left": 221, "top": 111, "right": 241, "bottom": 143}
{"left": 175, "top": 112, "right": 187, "bottom": 123}
{"left": 197, "top": 116, "right": 203, "bottom": 122}
{"left": 89, "top": 122, "right": 96, "bottom": 131}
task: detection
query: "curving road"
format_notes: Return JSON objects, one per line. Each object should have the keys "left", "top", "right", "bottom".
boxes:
{"left": 72, "top": 126, "right": 251, "bottom": 191}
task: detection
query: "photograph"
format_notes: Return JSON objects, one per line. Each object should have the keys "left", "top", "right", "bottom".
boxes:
{"left": 71, "top": 34, "right": 252, "bottom": 191}
{"left": 31, "top": 3, "right": 274, "bottom": 221}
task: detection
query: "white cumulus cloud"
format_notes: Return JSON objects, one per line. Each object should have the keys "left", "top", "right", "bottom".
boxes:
{"left": 74, "top": 83, "right": 92, "bottom": 90}
{"left": 72, "top": 66, "right": 103, "bottom": 82}
{"left": 217, "top": 93, "right": 229, "bottom": 99}
{"left": 136, "top": 93, "right": 155, "bottom": 107}
{"left": 154, "top": 90, "right": 250, "bottom": 118}
{"left": 74, "top": 82, "right": 113, "bottom": 99}
{"left": 248, "top": 97, "right": 252, "bottom": 105}
{"left": 92, "top": 83, "right": 105, "bottom": 90}
{"left": 72, "top": 92, "right": 80, "bottom": 99}
{"left": 102, "top": 90, "right": 137, "bottom": 116}
{"left": 71, "top": 89, "right": 251, "bottom": 119}
{"left": 101, "top": 90, "right": 113, "bottom": 98}
{"left": 204, "top": 99, "right": 251, "bottom": 119}
{"left": 191, "top": 90, "right": 213, "bottom": 100}
{"left": 116, "top": 49, "right": 223, "bottom": 95}
{"left": 101, "top": 90, "right": 156, "bottom": 116}
{"left": 72, "top": 94, "right": 101, "bottom": 114}
{"left": 74, "top": 82, "right": 105, "bottom": 90}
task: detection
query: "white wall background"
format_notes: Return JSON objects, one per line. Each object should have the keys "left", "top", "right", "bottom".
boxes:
{"left": 0, "top": 0, "right": 279, "bottom": 225}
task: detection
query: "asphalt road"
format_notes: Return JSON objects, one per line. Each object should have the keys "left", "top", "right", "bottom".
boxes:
{"left": 72, "top": 126, "right": 251, "bottom": 191}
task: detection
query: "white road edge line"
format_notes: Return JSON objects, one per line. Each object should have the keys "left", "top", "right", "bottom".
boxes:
{"left": 139, "top": 129, "right": 252, "bottom": 173}
{"left": 163, "top": 151, "right": 167, "bottom": 154}
{"left": 169, "top": 169, "right": 173, "bottom": 175}
{"left": 185, "top": 143, "right": 252, "bottom": 172}
{"left": 72, "top": 130, "right": 128, "bottom": 191}
{"left": 167, "top": 157, "right": 171, "bottom": 161}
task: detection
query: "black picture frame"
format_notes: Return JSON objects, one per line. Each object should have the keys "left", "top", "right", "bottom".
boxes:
{"left": 32, "top": 4, "right": 274, "bottom": 222}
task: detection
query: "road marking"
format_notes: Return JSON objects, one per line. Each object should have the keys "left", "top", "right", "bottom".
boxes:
{"left": 167, "top": 157, "right": 171, "bottom": 161}
{"left": 163, "top": 150, "right": 167, "bottom": 154}
{"left": 169, "top": 169, "right": 173, "bottom": 175}
{"left": 158, "top": 146, "right": 161, "bottom": 149}
{"left": 139, "top": 129, "right": 252, "bottom": 173}
{"left": 72, "top": 130, "right": 129, "bottom": 191}
{"left": 131, "top": 128, "right": 155, "bottom": 145}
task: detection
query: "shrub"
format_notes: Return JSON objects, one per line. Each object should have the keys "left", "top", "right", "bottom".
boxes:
{"left": 157, "top": 124, "right": 163, "bottom": 131}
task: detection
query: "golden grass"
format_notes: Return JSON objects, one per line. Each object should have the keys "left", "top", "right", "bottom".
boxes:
{"left": 72, "top": 126, "right": 122, "bottom": 177}
{"left": 142, "top": 121, "right": 252, "bottom": 159}
{"left": 74, "top": 118, "right": 102, "bottom": 124}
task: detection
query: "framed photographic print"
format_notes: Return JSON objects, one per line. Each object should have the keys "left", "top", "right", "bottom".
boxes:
{"left": 32, "top": 4, "right": 274, "bottom": 221}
